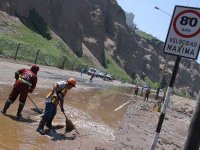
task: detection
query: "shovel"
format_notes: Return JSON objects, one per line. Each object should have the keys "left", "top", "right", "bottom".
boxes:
{"left": 28, "top": 95, "right": 43, "bottom": 114}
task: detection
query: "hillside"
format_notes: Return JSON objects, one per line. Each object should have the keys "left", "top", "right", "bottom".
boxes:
{"left": 0, "top": 0, "right": 199, "bottom": 97}
{"left": 0, "top": 11, "right": 132, "bottom": 82}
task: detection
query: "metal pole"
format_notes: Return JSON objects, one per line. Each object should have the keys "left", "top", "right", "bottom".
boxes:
{"left": 151, "top": 56, "right": 181, "bottom": 150}
{"left": 155, "top": 54, "right": 168, "bottom": 99}
{"left": 154, "top": 7, "right": 171, "bottom": 100}
{"left": 14, "top": 43, "right": 21, "bottom": 61}
{"left": 60, "top": 57, "right": 66, "bottom": 69}
{"left": 34, "top": 49, "right": 40, "bottom": 64}
{"left": 183, "top": 91, "right": 200, "bottom": 150}
{"left": 154, "top": 7, "right": 171, "bottom": 17}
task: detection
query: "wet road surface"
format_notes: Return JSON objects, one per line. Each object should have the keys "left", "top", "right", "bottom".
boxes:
{"left": 0, "top": 84, "right": 133, "bottom": 150}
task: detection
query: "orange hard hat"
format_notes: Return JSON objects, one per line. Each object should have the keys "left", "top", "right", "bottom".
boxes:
{"left": 67, "top": 78, "right": 76, "bottom": 87}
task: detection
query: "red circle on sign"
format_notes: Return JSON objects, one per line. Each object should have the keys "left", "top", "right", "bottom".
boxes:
{"left": 173, "top": 10, "right": 200, "bottom": 38}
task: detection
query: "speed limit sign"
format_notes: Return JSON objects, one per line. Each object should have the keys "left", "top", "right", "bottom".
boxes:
{"left": 163, "top": 6, "right": 200, "bottom": 60}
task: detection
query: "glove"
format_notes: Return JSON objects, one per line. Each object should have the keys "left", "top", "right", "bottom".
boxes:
{"left": 61, "top": 107, "right": 65, "bottom": 112}
{"left": 65, "top": 118, "right": 75, "bottom": 132}
{"left": 15, "top": 72, "right": 19, "bottom": 80}
{"left": 29, "top": 88, "right": 34, "bottom": 93}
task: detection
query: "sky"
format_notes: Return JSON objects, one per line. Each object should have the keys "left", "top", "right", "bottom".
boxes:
{"left": 116, "top": 0, "right": 200, "bottom": 63}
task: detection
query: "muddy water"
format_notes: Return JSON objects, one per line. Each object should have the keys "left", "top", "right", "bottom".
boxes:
{"left": 67, "top": 87, "right": 133, "bottom": 128}
{"left": 0, "top": 85, "right": 133, "bottom": 149}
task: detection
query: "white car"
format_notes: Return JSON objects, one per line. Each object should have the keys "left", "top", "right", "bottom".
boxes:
{"left": 87, "top": 68, "right": 97, "bottom": 75}
{"left": 103, "top": 74, "right": 113, "bottom": 81}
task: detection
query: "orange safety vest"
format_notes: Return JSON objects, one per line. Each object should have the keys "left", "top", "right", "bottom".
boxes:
{"left": 46, "top": 87, "right": 68, "bottom": 105}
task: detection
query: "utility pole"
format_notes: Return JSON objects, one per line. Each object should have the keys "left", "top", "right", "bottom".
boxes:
{"left": 155, "top": 54, "right": 168, "bottom": 99}
{"left": 183, "top": 91, "right": 200, "bottom": 150}
{"left": 154, "top": 6, "right": 172, "bottom": 17}
{"left": 154, "top": 6, "right": 171, "bottom": 99}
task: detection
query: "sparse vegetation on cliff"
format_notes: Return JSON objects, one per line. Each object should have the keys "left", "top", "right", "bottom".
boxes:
{"left": 0, "top": 12, "right": 132, "bottom": 82}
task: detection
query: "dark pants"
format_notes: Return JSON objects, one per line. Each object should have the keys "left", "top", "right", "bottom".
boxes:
{"left": 144, "top": 94, "right": 149, "bottom": 101}
{"left": 134, "top": 90, "right": 138, "bottom": 95}
{"left": 43, "top": 101, "right": 57, "bottom": 128}
{"left": 9, "top": 82, "right": 29, "bottom": 103}
{"left": 2, "top": 82, "right": 29, "bottom": 115}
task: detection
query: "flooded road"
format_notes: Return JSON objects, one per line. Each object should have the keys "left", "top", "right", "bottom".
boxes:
{"left": 0, "top": 59, "right": 195, "bottom": 150}
{"left": 0, "top": 59, "right": 197, "bottom": 150}
{"left": 0, "top": 84, "right": 134, "bottom": 150}
{"left": 68, "top": 87, "right": 133, "bottom": 128}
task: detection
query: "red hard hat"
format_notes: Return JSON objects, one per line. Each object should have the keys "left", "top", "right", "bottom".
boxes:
{"left": 31, "top": 64, "right": 39, "bottom": 74}
{"left": 67, "top": 78, "right": 76, "bottom": 87}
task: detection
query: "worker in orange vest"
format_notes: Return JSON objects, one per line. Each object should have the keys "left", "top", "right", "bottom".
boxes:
{"left": 36, "top": 78, "right": 76, "bottom": 135}
{"left": 144, "top": 88, "right": 151, "bottom": 101}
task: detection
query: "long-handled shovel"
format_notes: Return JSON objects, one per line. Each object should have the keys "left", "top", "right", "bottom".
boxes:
{"left": 27, "top": 95, "right": 43, "bottom": 114}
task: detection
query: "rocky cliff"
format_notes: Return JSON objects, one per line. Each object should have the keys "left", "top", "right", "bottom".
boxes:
{"left": 0, "top": 0, "right": 199, "bottom": 97}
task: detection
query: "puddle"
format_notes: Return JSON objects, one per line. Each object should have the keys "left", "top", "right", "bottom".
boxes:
{"left": 67, "top": 87, "right": 133, "bottom": 128}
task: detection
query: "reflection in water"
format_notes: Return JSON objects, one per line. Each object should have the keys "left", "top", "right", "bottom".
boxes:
{"left": 67, "top": 86, "right": 133, "bottom": 128}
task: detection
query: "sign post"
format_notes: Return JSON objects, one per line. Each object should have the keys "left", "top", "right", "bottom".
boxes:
{"left": 183, "top": 91, "right": 200, "bottom": 150}
{"left": 151, "top": 5, "right": 200, "bottom": 150}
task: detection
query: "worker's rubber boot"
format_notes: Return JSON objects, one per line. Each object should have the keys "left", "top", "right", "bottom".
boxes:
{"left": 1, "top": 100, "right": 12, "bottom": 114}
{"left": 36, "top": 118, "right": 46, "bottom": 135}
{"left": 46, "top": 118, "right": 53, "bottom": 129}
{"left": 16, "top": 103, "right": 25, "bottom": 119}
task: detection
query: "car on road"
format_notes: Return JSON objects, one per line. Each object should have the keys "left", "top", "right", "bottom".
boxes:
{"left": 103, "top": 74, "right": 113, "bottom": 81}
{"left": 87, "top": 68, "right": 97, "bottom": 75}
{"left": 95, "top": 71, "right": 105, "bottom": 78}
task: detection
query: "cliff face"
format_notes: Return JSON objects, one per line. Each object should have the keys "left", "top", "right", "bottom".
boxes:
{"left": 0, "top": 0, "right": 199, "bottom": 96}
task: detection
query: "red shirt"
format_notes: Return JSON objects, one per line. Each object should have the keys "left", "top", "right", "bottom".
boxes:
{"left": 16, "top": 68, "right": 37, "bottom": 89}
